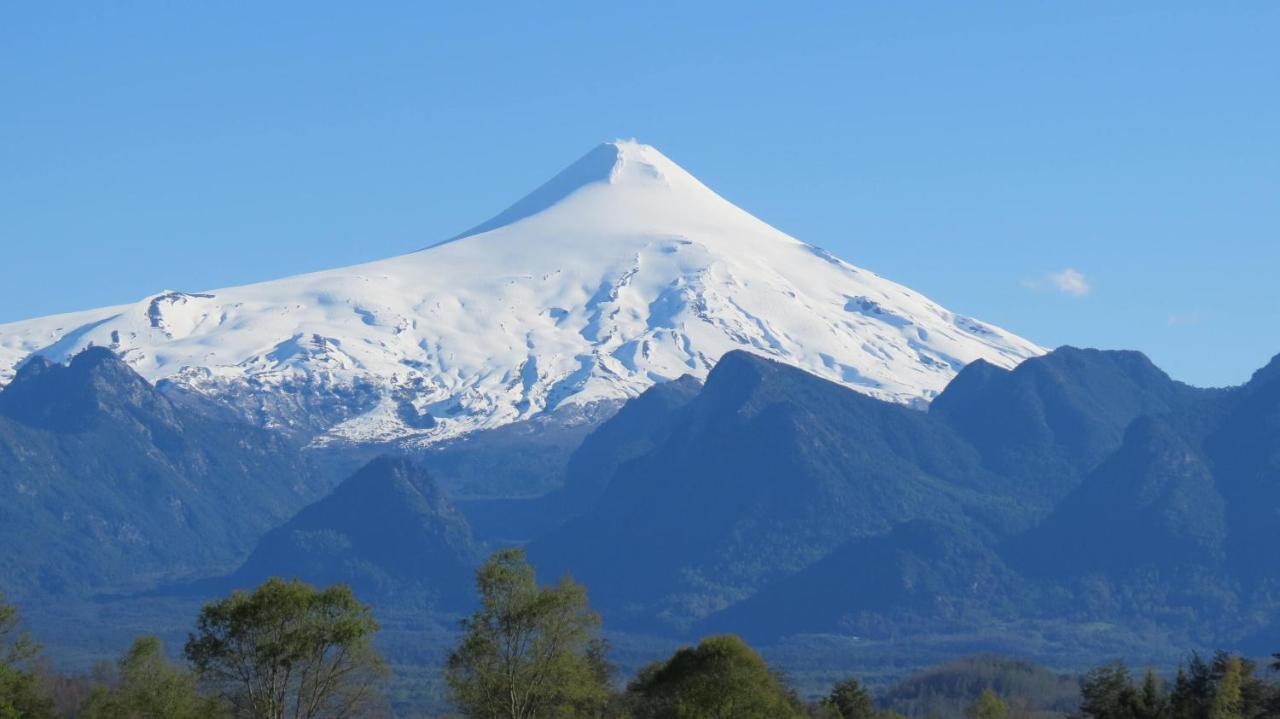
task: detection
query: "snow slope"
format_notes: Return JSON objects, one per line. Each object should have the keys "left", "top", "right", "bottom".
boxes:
{"left": 0, "top": 141, "right": 1043, "bottom": 445}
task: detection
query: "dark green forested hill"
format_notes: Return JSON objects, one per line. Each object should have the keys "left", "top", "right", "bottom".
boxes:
{"left": 225, "top": 455, "right": 480, "bottom": 608}
{"left": 879, "top": 655, "right": 1081, "bottom": 719}
{"left": 527, "top": 350, "right": 1014, "bottom": 630}
{"left": 553, "top": 373, "right": 703, "bottom": 517}
{"left": 0, "top": 348, "right": 328, "bottom": 599}
{"left": 528, "top": 346, "right": 1280, "bottom": 645}
{"left": 929, "top": 346, "right": 1216, "bottom": 510}
{"left": 697, "top": 520, "right": 1031, "bottom": 643}
{"left": 1002, "top": 353, "right": 1280, "bottom": 640}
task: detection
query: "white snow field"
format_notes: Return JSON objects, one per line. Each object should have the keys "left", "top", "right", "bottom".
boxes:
{"left": 0, "top": 141, "right": 1043, "bottom": 445}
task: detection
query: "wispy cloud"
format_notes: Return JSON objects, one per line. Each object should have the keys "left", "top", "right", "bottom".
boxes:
{"left": 1022, "top": 268, "right": 1091, "bottom": 297}
{"left": 1167, "top": 311, "right": 1206, "bottom": 327}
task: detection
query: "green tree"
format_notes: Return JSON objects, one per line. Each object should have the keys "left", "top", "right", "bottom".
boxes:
{"left": 1170, "top": 659, "right": 1208, "bottom": 719}
{"left": 965, "top": 689, "right": 1008, "bottom": 719}
{"left": 1208, "top": 655, "right": 1243, "bottom": 719}
{"left": 80, "top": 636, "right": 225, "bottom": 719}
{"left": 1269, "top": 655, "right": 1280, "bottom": 719}
{"left": 0, "top": 595, "right": 54, "bottom": 719}
{"left": 822, "top": 677, "right": 876, "bottom": 719}
{"left": 184, "top": 578, "right": 386, "bottom": 719}
{"left": 626, "top": 634, "right": 804, "bottom": 719}
{"left": 1137, "top": 670, "right": 1165, "bottom": 719}
{"left": 1211, "top": 653, "right": 1271, "bottom": 719}
{"left": 445, "top": 549, "right": 612, "bottom": 719}
{"left": 1081, "top": 663, "right": 1142, "bottom": 719}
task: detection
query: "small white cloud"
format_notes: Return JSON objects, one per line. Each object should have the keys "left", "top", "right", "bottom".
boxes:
{"left": 1022, "top": 268, "right": 1091, "bottom": 297}
{"left": 1048, "top": 268, "right": 1091, "bottom": 296}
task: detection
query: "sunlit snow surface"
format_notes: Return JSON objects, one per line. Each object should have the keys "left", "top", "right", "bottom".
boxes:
{"left": 0, "top": 141, "right": 1043, "bottom": 445}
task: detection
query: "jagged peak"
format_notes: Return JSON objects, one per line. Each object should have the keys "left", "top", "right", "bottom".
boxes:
{"left": 0, "top": 346, "right": 172, "bottom": 432}
{"left": 68, "top": 344, "right": 127, "bottom": 370}
{"left": 1245, "top": 352, "right": 1280, "bottom": 390}
{"left": 7, "top": 346, "right": 127, "bottom": 387}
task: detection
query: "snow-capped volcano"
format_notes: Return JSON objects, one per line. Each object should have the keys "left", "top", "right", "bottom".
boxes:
{"left": 0, "top": 141, "right": 1043, "bottom": 444}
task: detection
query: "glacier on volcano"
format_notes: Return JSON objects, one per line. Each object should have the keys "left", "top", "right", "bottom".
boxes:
{"left": 0, "top": 141, "right": 1043, "bottom": 445}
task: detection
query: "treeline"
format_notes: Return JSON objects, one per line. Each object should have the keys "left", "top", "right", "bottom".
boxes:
{"left": 4, "top": 548, "right": 1280, "bottom": 718}
{"left": 1079, "top": 654, "right": 1280, "bottom": 719}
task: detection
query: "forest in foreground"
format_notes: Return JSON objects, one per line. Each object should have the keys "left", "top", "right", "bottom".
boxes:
{"left": 4, "top": 548, "right": 1280, "bottom": 719}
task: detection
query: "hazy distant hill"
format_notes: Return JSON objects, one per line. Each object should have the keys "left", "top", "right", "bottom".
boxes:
{"left": 529, "top": 345, "right": 1280, "bottom": 646}
{"left": 529, "top": 350, "right": 1006, "bottom": 629}
{"left": 228, "top": 456, "right": 480, "bottom": 608}
{"left": 1004, "top": 353, "right": 1280, "bottom": 639}
{"left": 929, "top": 345, "right": 1214, "bottom": 509}
{"left": 0, "top": 348, "right": 326, "bottom": 598}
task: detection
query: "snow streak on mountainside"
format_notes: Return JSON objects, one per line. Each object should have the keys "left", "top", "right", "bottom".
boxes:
{"left": 0, "top": 141, "right": 1043, "bottom": 445}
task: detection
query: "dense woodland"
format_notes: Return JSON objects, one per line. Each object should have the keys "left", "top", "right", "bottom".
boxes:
{"left": 3, "top": 549, "right": 1279, "bottom": 719}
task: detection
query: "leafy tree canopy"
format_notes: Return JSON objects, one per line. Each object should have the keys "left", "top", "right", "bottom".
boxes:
{"left": 964, "top": 689, "right": 1008, "bottom": 719}
{"left": 625, "top": 634, "right": 803, "bottom": 719}
{"left": 184, "top": 578, "right": 386, "bottom": 719}
{"left": 446, "top": 548, "right": 612, "bottom": 719}
{"left": 80, "top": 636, "right": 225, "bottom": 719}
{"left": 0, "top": 594, "right": 54, "bottom": 719}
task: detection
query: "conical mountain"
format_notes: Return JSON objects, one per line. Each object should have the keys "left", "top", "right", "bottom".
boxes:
{"left": 0, "top": 141, "right": 1042, "bottom": 445}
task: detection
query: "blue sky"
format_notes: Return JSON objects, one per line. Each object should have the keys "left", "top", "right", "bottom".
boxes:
{"left": 2, "top": 3, "right": 1276, "bottom": 387}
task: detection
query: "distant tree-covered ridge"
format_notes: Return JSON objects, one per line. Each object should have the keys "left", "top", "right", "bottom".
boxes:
{"left": 5, "top": 559, "right": 1280, "bottom": 718}
{"left": 11, "top": 344, "right": 1280, "bottom": 699}
{"left": 0, "top": 348, "right": 328, "bottom": 599}
{"left": 225, "top": 456, "right": 480, "bottom": 609}
{"left": 531, "top": 346, "right": 1280, "bottom": 642}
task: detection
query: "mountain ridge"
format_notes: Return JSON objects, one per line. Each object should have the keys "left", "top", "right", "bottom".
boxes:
{"left": 0, "top": 348, "right": 327, "bottom": 599}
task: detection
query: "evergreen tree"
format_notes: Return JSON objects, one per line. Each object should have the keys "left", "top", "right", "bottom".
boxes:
{"left": 1169, "top": 656, "right": 1215, "bottom": 719}
{"left": 1209, "top": 652, "right": 1272, "bottom": 719}
{"left": 1170, "top": 666, "right": 1198, "bottom": 719}
{"left": 1137, "top": 670, "right": 1166, "bottom": 719}
{"left": 1081, "top": 663, "right": 1141, "bottom": 719}
{"left": 1208, "top": 655, "right": 1243, "bottom": 719}
{"left": 445, "top": 549, "right": 613, "bottom": 719}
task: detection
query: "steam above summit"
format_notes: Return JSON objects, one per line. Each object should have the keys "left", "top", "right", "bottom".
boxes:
{"left": 0, "top": 141, "right": 1042, "bottom": 444}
